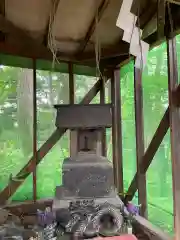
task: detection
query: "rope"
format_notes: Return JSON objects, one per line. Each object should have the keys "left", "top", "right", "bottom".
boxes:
{"left": 48, "top": 0, "right": 61, "bottom": 69}
{"left": 94, "top": 1, "right": 104, "bottom": 83}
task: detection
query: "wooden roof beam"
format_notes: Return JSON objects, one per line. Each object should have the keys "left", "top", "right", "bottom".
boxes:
{"left": 77, "top": 42, "right": 129, "bottom": 62}
{"left": 77, "top": 0, "right": 110, "bottom": 55}
{"left": 0, "top": 42, "right": 78, "bottom": 63}
{"left": 0, "top": 41, "right": 129, "bottom": 72}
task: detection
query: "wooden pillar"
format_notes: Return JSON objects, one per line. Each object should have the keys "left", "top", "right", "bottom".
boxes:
{"left": 32, "top": 59, "right": 37, "bottom": 202}
{"left": 134, "top": 66, "right": 147, "bottom": 218}
{"left": 69, "top": 63, "right": 78, "bottom": 157}
{"left": 111, "top": 68, "right": 124, "bottom": 195}
{"left": 167, "top": 37, "right": 180, "bottom": 240}
{"left": 100, "top": 77, "right": 107, "bottom": 156}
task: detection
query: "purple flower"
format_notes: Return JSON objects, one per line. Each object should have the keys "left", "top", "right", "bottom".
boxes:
{"left": 126, "top": 202, "right": 140, "bottom": 215}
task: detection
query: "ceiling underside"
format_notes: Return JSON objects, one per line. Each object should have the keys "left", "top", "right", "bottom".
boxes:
{"left": 5, "top": 0, "right": 123, "bottom": 51}
{"left": 0, "top": 0, "right": 180, "bottom": 71}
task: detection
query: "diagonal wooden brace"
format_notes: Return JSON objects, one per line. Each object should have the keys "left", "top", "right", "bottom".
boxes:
{"left": 125, "top": 81, "right": 180, "bottom": 202}
{"left": 0, "top": 77, "right": 108, "bottom": 205}
{"left": 125, "top": 107, "right": 170, "bottom": 202}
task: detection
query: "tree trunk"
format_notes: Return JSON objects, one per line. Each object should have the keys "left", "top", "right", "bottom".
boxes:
{"left": 17, "top": 69, "right": 33, "bottom": 157}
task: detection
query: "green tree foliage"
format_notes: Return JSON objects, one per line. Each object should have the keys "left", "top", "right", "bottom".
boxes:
{"left": 1, "top": 35, "right": 180, "bottom": 235}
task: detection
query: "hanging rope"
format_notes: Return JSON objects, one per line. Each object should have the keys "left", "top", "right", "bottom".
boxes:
{"left": 48, "top": 0, "right": 61, "bottom": 69}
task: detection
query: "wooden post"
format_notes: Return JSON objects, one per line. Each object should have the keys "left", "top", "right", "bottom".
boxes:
{"left": 134, "top": 66, "right": 147, "bottom": 218}
{"left": 69, "top": 63, "right": 77, "bottom": 156}
{"left": 167, "top": 37, "right": 180, "bottom": 240}
{"left": 111, "top": 69, "right": 124, "bottom": 195}
{"left": 100, "top": 77, "right": 107, "bottom": 156}
{"left": 33, "top": 59, "right": 37, "bottom": 202}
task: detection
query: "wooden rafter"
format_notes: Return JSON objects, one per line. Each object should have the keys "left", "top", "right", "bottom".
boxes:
{"left": 77, "top": 0, "right": 110, "bottom": 55}
{"left": 0, "top": 41, "right": 130, "bottom": 68}
{"left": 0, "top": 76, "right": 109, "bottom": 205}
{"left": 78, "top": 42, "right": 129, "bottom": 62}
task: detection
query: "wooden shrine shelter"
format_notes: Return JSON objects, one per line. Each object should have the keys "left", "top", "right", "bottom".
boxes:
{"left": 0, "top": 0, "right": 180, "bottom": 239}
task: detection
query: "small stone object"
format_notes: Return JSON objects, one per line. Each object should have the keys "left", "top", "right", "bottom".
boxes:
{"left": 0, "top": 208, "right": 9, "bottom": 224}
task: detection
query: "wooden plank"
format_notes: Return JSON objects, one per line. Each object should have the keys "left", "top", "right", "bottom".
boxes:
{"left": 134, "top": 67, "right": 147, "bottom": 218}
{"left": 77, "top": 0, "right": 110, "bottom": 54}
{"left": 0, "top": 77, "right": 108, "bottom": 204}
{"left": 5, "top": 199, "right": 53, "bottom": 216}
{"left": 111, "top": 69, "right": 124, "bottom": 195}
{"left": 133, "top": 215, "right": 172, "bottom": 240}
{"left": 32, "top": 60, "right": 37, "bottom": 202}
{"left": 100, "top": 77, "right": 107, "bottom": 156}
{"left": 78, "top": 43, "right": 129, "bottom": 62}
{"left": 167, "top": 37, "right": 180, "bottom": 240}
{"left": 0, "top": 42, "right": 129, "bottom": 71}
{"left": 125, "top": 108, "right": 170, "bottom": 202}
